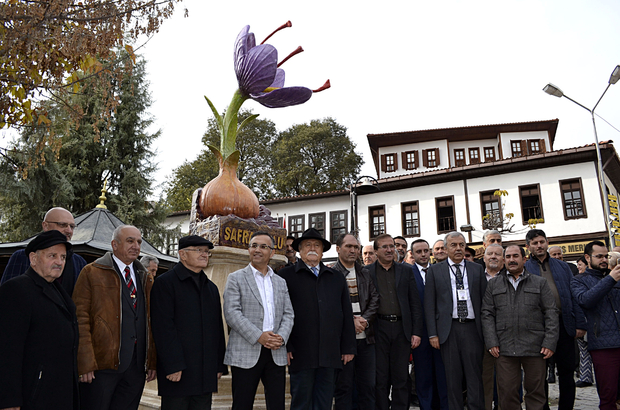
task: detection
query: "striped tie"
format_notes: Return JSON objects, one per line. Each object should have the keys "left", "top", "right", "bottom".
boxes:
{"left": 124, "top": 266, "right": 137, "bottom": 309}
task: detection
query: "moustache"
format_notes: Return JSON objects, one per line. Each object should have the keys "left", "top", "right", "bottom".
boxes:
{"left": 508, "top": 262, "right": 518, "bottom": 266}
{"left": 52, "top": 264, "right": 64, "bottom": 269}
{"left": 308, "top": 251, "right": 319, "bottom": 257}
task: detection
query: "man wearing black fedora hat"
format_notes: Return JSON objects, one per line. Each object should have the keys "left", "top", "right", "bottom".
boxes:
{"left": 150, "top": 235, "right": 226, "bottom": 410}
{"left": 0, "top": 230, "right": 79, "bottom": 409}
{"left": 278, "top": 228, "right": 357, "bottom": 410}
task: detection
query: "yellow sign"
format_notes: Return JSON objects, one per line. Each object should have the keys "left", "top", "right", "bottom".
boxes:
{"left": 609, "top": 194, "right": 620, "bottom": 246}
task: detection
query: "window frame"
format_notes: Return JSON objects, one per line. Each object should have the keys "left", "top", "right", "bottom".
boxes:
{"left": 402, "top": 150, "right": 418, "bottom": 170}
{"left": 309, "top": 212, "right": 326, "bottom": 238}
{"left": 518, "top": 184, "right": 544, "bottom": 225}
{"left": 469, "top": 147, "right": 481, "bottom": 164}
{"left": 329, "top": 210, "right": 348, "bottom": 244}
{"left": 559, "top": 178, "right": 587, "bottom": 220}
{"left": 288, "top": 214, "right": 305, "bottom": 238}
{"left": 435, "top": 196, "right": 456, "bottom": 234}
{"left": 454, "top": 149, "right": 466, "bottom": 167}
{"left": 480, "top": 190, "right": 502, "bottom": 230}
{"left": 369, "top": 205, "right": 386, "bottom": 240}
{"left": 401, "top": 201, "right": 420, "bottom": 238}
{"left": 484, "top": 146, "right": 496, "bottom": 162}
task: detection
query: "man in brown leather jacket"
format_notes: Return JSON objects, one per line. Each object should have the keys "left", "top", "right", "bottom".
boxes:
{"left": 330, "top": 233, "right": 379, "bottom": 410}
{"left": 73, "top": 225, "right": 156, "bottom": 410}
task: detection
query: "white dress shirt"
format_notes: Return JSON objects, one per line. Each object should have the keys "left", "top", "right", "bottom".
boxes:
{"left": 447, "top": 258, "right": 475, "bottom": 319}
{"left": 416, "top": 263, "right": 429, "bottom": 284}
{"left": 113, "top": 254, "right": 137, "bottom": 286}
{"left": 250, "top": 263, "right": 275, "bottom": 332}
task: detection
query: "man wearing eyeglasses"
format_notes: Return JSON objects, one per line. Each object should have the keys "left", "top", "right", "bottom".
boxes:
{"left": 1, "top": 207, "right": 86, "bottom": 296}
{"left": 150, "top": 235, "right": 226, "bottom": 410}
{"left": 223, "top": 231, "right": 295, "bottom": 410}
{"left": 572, "top": 241, "right": 620, "bottom": 410}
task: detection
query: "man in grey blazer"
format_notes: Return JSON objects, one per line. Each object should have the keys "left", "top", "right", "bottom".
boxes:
{"left": 224, "top": 231, "right": 295, "bottom": 410}
{"left": 425, "top": 231, "right": 487, "bottom": 410}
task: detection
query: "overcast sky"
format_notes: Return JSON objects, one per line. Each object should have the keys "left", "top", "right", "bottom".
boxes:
{"left": 11, "top": 0, "right": 620, "bottom": 199}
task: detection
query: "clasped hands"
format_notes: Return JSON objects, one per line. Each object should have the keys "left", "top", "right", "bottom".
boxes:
{"left": 258, "top": 331, "right": 284, "bottom": 350}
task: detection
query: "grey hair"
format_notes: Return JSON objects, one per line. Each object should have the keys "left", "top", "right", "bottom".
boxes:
{"left": 140, "top": 255, "right": 159, "bottom": 267}
{"left": 432, "top": 239, "right": 444, "bottom": 248}
{"left": 482, "top": 230, "right": 501, "bottom": 243}
{"left": 548, "top": 245, "right": 563, "bottom": 254}
{"left": 111, "top": 224, "right": 139, "bottom": 243}
{"left": 484, "top": 243, "right": 503, "bottom": 254}
{"left": 443, "top": 231, "right": 465, "bottom": 245}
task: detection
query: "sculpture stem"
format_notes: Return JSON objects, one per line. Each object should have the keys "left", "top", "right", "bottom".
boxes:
{"left": 221, "top": 89, "right": 248, "bottom": 160}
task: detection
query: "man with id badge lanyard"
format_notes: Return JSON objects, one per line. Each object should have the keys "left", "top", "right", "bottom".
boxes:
{"left": 425, "top": 232, "right": 487, "bottom": 410}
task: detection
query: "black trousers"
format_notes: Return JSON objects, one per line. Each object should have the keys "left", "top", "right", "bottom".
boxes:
{"left": 544, "top": 320, "right": 576, "bottom": 410}
{"left": 79, "top": 348, "right": 145, "bottom": 410}
{"left": 231, "top": 346, "right": 285, "bottom": 410}
{"left": 440, "top": 321, "right": 484, "bottom": 410}
{"left": 375, "top": 319, "right": 410, "bottom": 410}
{"left": 161, "top": 394, "right": 212, "bottom": 410}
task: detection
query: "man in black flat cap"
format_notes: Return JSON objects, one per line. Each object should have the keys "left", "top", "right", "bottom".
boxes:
{"left": 150, "top": 235, "right": 226, "bottom": 410}
{"left": 278, "top": 228, "right": 357, "bottom": 410}
{"left": 0, "top": 230, "right": 79, "bottom": 410}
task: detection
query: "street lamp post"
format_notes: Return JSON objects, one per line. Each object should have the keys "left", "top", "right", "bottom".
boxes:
{"left": 350, "top": 176, "right": 379, "bottom": 239}
{"left": 543, "top": 65, "right": 620, "bottom": 247}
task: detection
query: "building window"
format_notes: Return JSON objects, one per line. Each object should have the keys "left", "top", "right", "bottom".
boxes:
{"left": 560, "top": 178, "right": 587, "bottom": 220}
{"left": 402, "top": 202, "right": 420, "bottom": 237}
{"left": 309, "top": 212, "right": 326, "bottom": 238}
{"left": 481, "top": 190, "right": 502, "bottom": 229}
{"left": 519, "top": 184, "right": 544, "bottom": 224}
{"left": 454, "top": 149, "right": 465, "bottom": 167}
{"left": 436, "top": 196, "right": 455, "bottom": 233}
{"left": 330, "top": 210, "right": 348, "bottom": 243}
{"left": 511, "top": 140, "right": 524, "bottom": 157}
{"left": 484, "top": 147, "right": 496, "bottom": 162}
{"left": 369, "top": 205, "right": 386, "bottom": 239}
{"left": 288, "top": 215, "right": 305, "bottom": 238}
{"left": 381, "top": 153, "right": 398, "bottom": 173}
{"left": 402, "top": 150, "right": 418, "bottom": 170}
{"left": 277, "top": 217, "right": 283, "bottom": 228}
{"left": 423, "top": 148, "right": 440, "bottom": 168}
{"left": 469, "top": 148, "right": 480, "bottom": 164}
{"left": 528, "top": 139, "right": 547, "bottom": 155}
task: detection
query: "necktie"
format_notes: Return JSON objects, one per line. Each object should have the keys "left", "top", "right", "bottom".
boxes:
{"left": 311, "top": 266, "right": 319, "bottom": 276}
{"left": 453, "top": 264, "right": 468, "bottom": 319}
{"left": 124, "top": 266, "right": 137, "bottom": 309}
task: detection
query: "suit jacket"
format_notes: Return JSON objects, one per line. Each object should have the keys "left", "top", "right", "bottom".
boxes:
{"left": 425, "top": 259, "right": 487, "bottom": 344}
{"left": 331, "top": 259, "right": 380, "bottom": 343}
{"left": 367, "top": 261, "right": 424, "bottom": 340}
{"left": 0, "top": 268, "right": 79, "bottom": 410}
{"left": 223, "top": 264, "right": 294, "bottom": 368}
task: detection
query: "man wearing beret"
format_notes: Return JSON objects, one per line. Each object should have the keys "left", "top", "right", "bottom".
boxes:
{"left": 73, "top": 224, "right": 156, "bottom": 410}
{"left": 1, "top": 207, "right": 87, "bottom": 296}
{"left": 0, "top": 230, "right": 79, "bottom": 409}
{"left": 150, "top": 235, "right": 226, "bottom": 410}
{"left": 278, "top": 228, "right": 356, "bottom": 410}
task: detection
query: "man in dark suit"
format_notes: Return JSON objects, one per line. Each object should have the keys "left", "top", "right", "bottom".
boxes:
{"left": 367, "top": 233, "right": 423, "bottom": 410}
{"left": 0, "top": 230, "right": 79, "bottom": 410}
{"left": 74, "top": 225, "right": 156, "bottom": 410}
{"left": 278, "top": 228, "right": 356, "bottom": 410}
{"left": 425, "top": 231, "right": 487, "bottom": 410}
{"left": 410, "top": 239, "right": 448, "bottom": 410}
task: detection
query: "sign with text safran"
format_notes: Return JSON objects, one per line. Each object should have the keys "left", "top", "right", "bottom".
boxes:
{"left": 219, "top": 219, "right": 286, "bottom": 254}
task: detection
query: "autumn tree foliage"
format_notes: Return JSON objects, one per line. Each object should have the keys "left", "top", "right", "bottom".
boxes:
{"left": 0, "top": 0, "right": 183, "bottom": 130}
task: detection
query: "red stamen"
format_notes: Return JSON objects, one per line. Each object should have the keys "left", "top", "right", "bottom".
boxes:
{"left": 261, "top": 21, "right": 292, "bottom": 45}
{"left": 312, "top": 80, "right": 331, "bottom": 93}
{"left": 278, "top": 46, "right": 304, "bottom": 67}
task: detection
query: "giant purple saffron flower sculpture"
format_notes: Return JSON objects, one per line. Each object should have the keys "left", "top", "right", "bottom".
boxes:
{"left": 201, "top": 22, "right": 330, "bottom": 219}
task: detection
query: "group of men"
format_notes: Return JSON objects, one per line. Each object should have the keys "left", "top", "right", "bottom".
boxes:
{"left": 3, "top": 207, "right": 620, "bottom": 410}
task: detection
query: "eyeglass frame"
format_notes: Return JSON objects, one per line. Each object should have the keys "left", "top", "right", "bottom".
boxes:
{"left": 45, "top": 221, "right": 76, "bottom": 230}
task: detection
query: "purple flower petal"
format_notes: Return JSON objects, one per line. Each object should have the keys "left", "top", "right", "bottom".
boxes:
{"left": 270, "top": 69, "right": 285, "bottom": 88}
{"left": 236, "top": 44, "right": 278, "bottom": 95}
{"left": 250, "top": 87, "right": 312, "bottom": 108}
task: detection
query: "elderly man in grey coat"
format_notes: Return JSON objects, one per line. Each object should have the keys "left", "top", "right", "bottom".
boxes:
{"left": 224, "top": 231, "right": 294, "bottom": 410}
{"left": 482, "top": 245, "right": 559, "bottom": 410}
